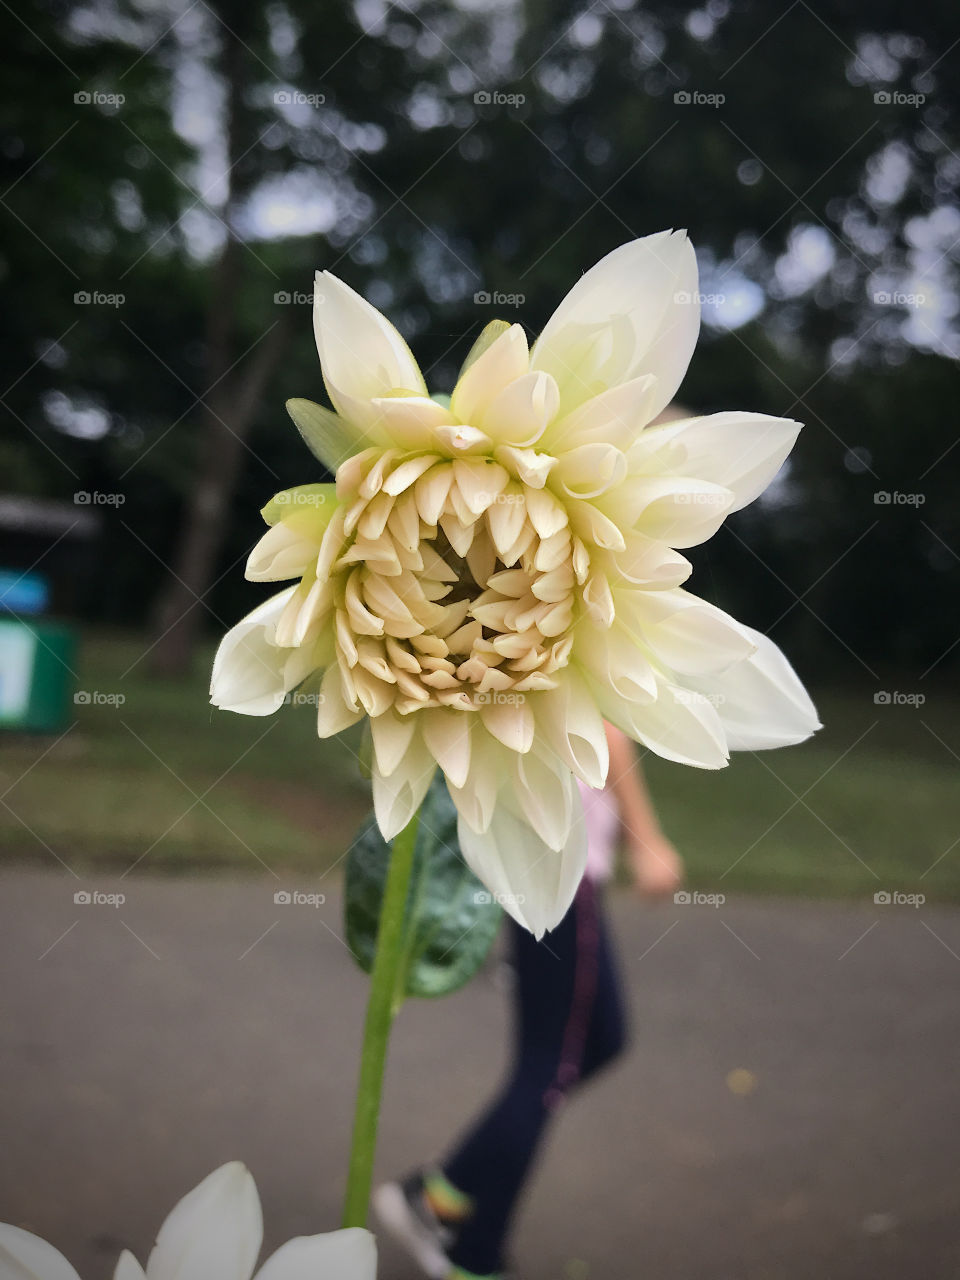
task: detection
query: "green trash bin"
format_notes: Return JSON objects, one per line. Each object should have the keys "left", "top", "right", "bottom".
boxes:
{"left": 0, "top": 617, "right": 78, "bottom": 733}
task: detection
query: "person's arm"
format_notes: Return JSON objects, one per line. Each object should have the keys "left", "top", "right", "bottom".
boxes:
{"left": 604, "top": 722, "right": 685, "bottom": 897}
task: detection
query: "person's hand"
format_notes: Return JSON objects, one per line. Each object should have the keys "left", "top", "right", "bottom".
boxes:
{"left": 628, "top": 834, "right": 685, "bottom": 899}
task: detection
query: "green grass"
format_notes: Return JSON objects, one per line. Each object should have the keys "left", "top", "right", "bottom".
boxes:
{"left": 1, "top": 630, "right": 958, "bottom": 901}
{"left": 0, "top": 631, "right": 371, "bottom": 876}
{"left": 642, "top": 686, "right": 960, "bottom": 901}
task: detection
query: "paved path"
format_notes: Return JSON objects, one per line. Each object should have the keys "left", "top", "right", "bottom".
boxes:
{"left": 2, "top": 868, "right": 959, "bottom": 1279}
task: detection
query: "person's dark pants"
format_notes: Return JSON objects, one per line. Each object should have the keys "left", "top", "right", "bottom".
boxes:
{"left": 442, "top": 876, "right": 628, "bottom": 1274}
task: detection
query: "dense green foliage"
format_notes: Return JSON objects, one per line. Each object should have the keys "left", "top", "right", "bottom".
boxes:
{"left": 2, "top": 0, "right": 957, "bottom": 681}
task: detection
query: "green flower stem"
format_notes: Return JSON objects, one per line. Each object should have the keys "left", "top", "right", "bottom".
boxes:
{"left": 342, "top": 807, "right": 420, "bottom": 1228}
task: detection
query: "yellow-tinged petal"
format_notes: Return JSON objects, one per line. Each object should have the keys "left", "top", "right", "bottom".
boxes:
{"left": 456, "top": 776, "right": 587, "bottom": 938}
{"left": 477, "top": 370, "right": 559, "bottom": 447}
{"left": 553, "top": 443, "right": 627, "bottom": 500}
{"left": 535, "top": 665, "right": 609, "bottom": 787}
{"left": 372, "top": 734, "right": 436, "bottom": 839}
{"left": 545, "top": 373, "right": 659, "bottom": 451}
{"left": 210, "top": 588, "right": 299, "bottom": 716}
{"left": 369, "top": 707, "right": 417, "bottom": 776}
{"left": 314, "top": 271, "right": 426, "bottom": 436}
{"left": 618, "top": 587, "right": 757, "bottom": 677}
{"left": 530, "top": 230, "right": 700, "bottom": 419}
{"left": 451, "top": 323, "right": 529, "bottom": 425}
{"left": 627, "top": 411, "right": 803, "bottom": 513}
{"left": 594, "top": 673, "right": 730, "bottom": 770}
{"left": 480, "top": 697, "right": 534, "bottom": 753}
{"left": 369, "top": 396, "right": 454, "bottom": 451}
{"left": 422, "top": 708, "right": 473, "bottom": 790}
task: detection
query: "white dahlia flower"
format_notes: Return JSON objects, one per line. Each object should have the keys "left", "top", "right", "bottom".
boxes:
{"left": 0, "top": 1162, "right": 375, "bottom": 1280}
{"left": 211, "top": 230, "right": 819, "bottom": 937}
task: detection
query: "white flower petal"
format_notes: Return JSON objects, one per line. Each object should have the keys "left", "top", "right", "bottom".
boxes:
{"left": 453, "top": 458, "right": 509, "bottom": 514}
{"left": 524, "top": 486, "right": 568, "bottom": 538}
{"left": 457, "top": 776, "right": 587, "bottom": 938}
{"left": 546, "top": 373, "right": 659, "bottom": 451}
{"left": 368, "top": 396, "right": 454, "bottom": 451}
{"left": 145, "top": 1162, "right": 262, "bottom": 1280}
{"left": 512, "top": 747, "right": 575, "bottom": 851}
{"left": 592, "top": 674, "right": 729, "bottom": 770}
{"left": 314, "top": 272, "right": 426, "bottom": 435}
{"left": 210, "top": 589, "right": 298, "bottom": 716}
{"left": 554, "top": 443, "right": 627, "bottom": 500}
{"left": 414, "top": 462, "right": 454, "bottom": 525}
{"left": 421, "top": 709, "right": 473, "bottom": 790}
{"left": 688, "top": 626, "right": 821, "bottom": 750}
{"left": 372, "top": 733, "right": 436, "bottom": 840}
{"left": 576, "top": 620, "right": 658, "bottom": 705}
{"left": 0, "top": 1225, "right": 82, "bottom": 1280}
{"left": 382, "top": 454, "right": 442, "bottom": 497}
{"left": 531, "top": 231, "right": 699, "bottom": 417}
{"left": 246, "top": 522, "right": 321, "bottom": 583}
{"left": 451, "top": 323, "right": 529, "bottom": 425}
{"left": 605, "top": 534, "right": 691, "bottom": 590}
{"left": 629, "top": 412, "right": 802, "bottom": 512}
{"left": 605, "top": 475, "right": 734, "bottom": 549}
{"left": 618, "top": 588, "right": 757, "bottom": 676}
{"left": 115, "top": 1252, "right": 147, "bottom": 1280}
{"left": 535, "top": 666, "right": 609, "bottom": 787}
{"left": 480, "top": 697, "right": 534, "bottom": 753}
{"left": 254, "top": 1230, "right": 376, "bottom": 1280}
{"left": 369, "top": 707, "right": 417, "bottom": 776}
{"left": 493, "top": 446, "right": 556, "bottom": 489}
{"left": 476, "top": 371, "right": 559, "bottom": 447}
{"left": 316, "top": 666, "right": 364, "bottom": 733}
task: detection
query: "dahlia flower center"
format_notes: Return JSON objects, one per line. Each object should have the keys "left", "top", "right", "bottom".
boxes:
{"left": 334, "top": 451, "right": 584, "bottom": 715}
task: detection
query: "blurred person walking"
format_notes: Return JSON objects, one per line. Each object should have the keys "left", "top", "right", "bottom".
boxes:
{"left": 375, "top": 723, "right": 684, "bottom": 1280}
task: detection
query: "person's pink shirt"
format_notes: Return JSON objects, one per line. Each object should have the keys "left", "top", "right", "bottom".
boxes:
{"left": 577, "top": 778, "right": 620, "bottom": 884}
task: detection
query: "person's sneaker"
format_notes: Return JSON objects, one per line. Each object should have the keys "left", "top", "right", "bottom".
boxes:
{"left": 373, "top": 1170, "right": 455, "bottom": 1279}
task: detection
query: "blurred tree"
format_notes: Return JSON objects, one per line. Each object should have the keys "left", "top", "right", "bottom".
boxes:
{"left": 2, "top": 0, "right": 957, "bottom": 679}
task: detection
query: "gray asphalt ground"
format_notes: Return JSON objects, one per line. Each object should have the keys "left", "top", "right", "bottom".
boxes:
{"left": 2, "top": 867, "right": 959, "bottom": 1280}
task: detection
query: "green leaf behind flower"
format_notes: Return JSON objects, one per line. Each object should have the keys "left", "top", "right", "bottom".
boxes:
{"left": 345, "top": 771, "right": 502, "bottom": 999}
{"left": 285, "top": 397, "right": 357, "bottom": 472}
